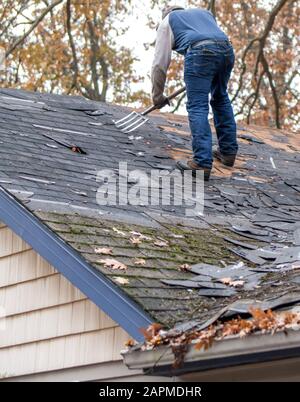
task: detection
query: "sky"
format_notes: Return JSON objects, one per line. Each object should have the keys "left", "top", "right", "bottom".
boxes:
{"left": 115, "top": 0, "right": 191, "bottom": 111}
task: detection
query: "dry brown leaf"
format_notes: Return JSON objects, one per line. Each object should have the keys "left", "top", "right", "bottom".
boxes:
{"left": 100, "top": 258, "right": 127, "bottom": 270}
{"left": 130, "top": 231, "right": 152, "bottom": 241}
{"left": 130, "top": 237, "right": 142, "bottom": 245}
{"left": 113, "top": 276, "right": 129, "bottom": 285}
{"left": 220, "top": 277, "right": 245, "bottom": 288}
{"left": 134, "top": 259, "right": 146, "bottom": 266}
{"left": 140, "top": 323, "right": 163, "bottom": 341}
{"left": 125, "top": 339, "right": 136, "bottom": 347}
{"left": 139, "top": 306, "right": 300, "bottom": 369}
{"left": 220, "top": 277, "right": 232, "bottom": 285}
{"left": 94, "top": 247, "right": 113, "bottom": 255}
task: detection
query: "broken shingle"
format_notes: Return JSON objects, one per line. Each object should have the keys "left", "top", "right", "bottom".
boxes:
{"left": 198, "top": 288, "right": 237, "bottom": 297}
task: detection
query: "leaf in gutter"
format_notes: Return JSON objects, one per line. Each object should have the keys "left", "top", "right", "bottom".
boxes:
{"left": 100, "top": 258, "right": 127, "bottom": 270}
{"left": 140, "top": 323, "right": 163, "bottom": 341}
{"left": 113, "top": 276, "right": 129, "bottom": 285}
{"left": 95, "top": 247, "right": 113, "bottom": 255}
{"left": 125, "top": 339, "right": 137, "bottom": 348}
{"left": 134, "top": 259, "right": 146, "bottom": 266}
{"left": 249, "top": 308, "right": 276, "bottom": 331}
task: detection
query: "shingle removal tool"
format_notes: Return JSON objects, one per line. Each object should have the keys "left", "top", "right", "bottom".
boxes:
{"left": 114, "top": 86, "right": 186, "bottom": 133}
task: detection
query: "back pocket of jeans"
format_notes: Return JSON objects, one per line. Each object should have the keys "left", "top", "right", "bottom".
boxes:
{"left": 193, "top": 48, "right": 217, "bottom": 66}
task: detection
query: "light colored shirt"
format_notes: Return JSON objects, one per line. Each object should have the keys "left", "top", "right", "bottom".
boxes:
{"left": 151, "top": 15, "right": 174, "bottom": 105}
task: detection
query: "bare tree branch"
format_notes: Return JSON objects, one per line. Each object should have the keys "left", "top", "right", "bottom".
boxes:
{"left": 231, "top": 37, "right": 260, "bottom": 103}
{"left": 86, "top": 12, "right": 109, "bottom": 102}
{"left": 66, "top": 0, "right": 79, "bottom": 94}
{"left": 5, "top": 0, "right": 64, "bottom": 58}
{"left": 171, "top": 92, "right": 186, "bottom": 113}
{"left": 246, "top": 71, "right": 265, "bottom": 124}
{"left": 232, "top": 0, "right": 296, "bottom": 128}
{"left": 207, "top": 0, "right": 216, "bottom": 16}
{"left": 0, "top": 1, "right": 31, "bottom": 39}
{"left": 86, "top": 19, "right": 101, "bottom": 100}
{"left": 261, "top": 53, "right": 281, "bottom": 128}
{"left": 253, "top": 0, "right": 294, "bottom": 79}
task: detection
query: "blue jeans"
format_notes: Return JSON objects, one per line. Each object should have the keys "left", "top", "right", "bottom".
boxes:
{"left": 184, "top": 41, "right": 238, "bottom": 168}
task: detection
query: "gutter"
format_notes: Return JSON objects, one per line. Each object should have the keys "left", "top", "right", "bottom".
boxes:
{"left": 122, "top": 328, "right": 300, "bottom": 376}
{"left": 0, "top": 186, "right": 153, "bottom": 341}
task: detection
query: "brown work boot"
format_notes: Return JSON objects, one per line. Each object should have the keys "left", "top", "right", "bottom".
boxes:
{"left": 176, "top": 159, "right": 211, "bottom": 181}
{"left": 213, "top": 145, "right": 237, "bottom": 167}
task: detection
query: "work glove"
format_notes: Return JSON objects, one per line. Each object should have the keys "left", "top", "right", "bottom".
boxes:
{"left": 153, "top": 94, "right": 170, "bottom": 109}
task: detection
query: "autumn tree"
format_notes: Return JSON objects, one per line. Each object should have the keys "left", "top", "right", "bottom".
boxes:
{"left": 0, "top": 0, "right": 146, "bottom": 103}
{"left": 0, "top": 0, "right": 299, "bottom": 131}
{"left": 149, "top": 0, "right": 299, "bottom": 131}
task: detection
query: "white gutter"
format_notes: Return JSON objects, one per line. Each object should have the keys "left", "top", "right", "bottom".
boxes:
{"left": 122, "top": 328, "right": 300, "bottom": 374}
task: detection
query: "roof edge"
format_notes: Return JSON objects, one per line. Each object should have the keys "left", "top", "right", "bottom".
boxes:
{"left": 0, "top": 186, "right": 153, "bottom": 341}
{"left": 122, "top": 328, "right": 300, "bottom": 376}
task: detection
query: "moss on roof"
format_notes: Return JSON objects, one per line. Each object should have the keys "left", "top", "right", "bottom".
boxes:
{"left": 33, "top": 210, "right": 298, "bottom": 328}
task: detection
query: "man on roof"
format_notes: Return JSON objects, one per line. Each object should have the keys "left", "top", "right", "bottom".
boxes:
{"left": 151, "top": 5, "right": 238, "bottom": 181}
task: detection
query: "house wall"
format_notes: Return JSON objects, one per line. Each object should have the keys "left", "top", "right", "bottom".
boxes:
{"left": 0, "top": 222, "right": 145, "bottom": 381}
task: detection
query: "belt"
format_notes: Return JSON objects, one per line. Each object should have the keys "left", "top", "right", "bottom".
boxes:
{"left": 186, "top": 39, "right": 231, "bottom": 53}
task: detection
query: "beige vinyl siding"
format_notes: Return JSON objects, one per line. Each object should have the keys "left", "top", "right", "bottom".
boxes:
{"left": 0, "top": 249, "right": 55, "bottom": 288}
{"left": 0, "top": 222, "right": 131, "bottom": 379}
{"left": 0, "top": 327, "right": 129, "bottom": 378}
{"left": 0, "top": 225, "right": 31, "bottom": 258}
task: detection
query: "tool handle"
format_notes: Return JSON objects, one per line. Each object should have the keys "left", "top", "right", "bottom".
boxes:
{"left": 167, "top": 86, "right": 186, "bottom": 102}
{"left": 141, "top": 86, "right": 186, "bottom": 116}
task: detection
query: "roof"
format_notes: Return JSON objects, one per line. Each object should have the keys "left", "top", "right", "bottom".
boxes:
{"left": 0, "top": 88, "right": 300, "bottom": 354}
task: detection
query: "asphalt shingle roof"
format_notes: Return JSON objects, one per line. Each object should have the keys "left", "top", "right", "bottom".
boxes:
{"left": 0, "top": 87, "right": 300, "bottom": 333}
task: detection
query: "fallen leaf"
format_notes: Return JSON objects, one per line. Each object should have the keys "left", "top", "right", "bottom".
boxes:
{"left": 140, "top": 323, "right": 163, "bottom": 341}
{"left": 220, "top": 277, "right": 245, "bottom": 288}
{"left": 154, "top": 239, "right": 169, "bottom": 247}
{"left": 220, "top": 277, "right": 232, "bottom": 285}
{"left": 134, "top": 259, "right": 146, "bottom": 266}
{"left": 179, "top": 264, "right": 191, "bottom": 272}
{"left": 130, "top": 231, "right": 152, "bottom": 241}
{"left": 100, "top": 258, "right": 127, "bottom": 270}
{"left": 130, "top": 237, "right": 142, "bottom": 245}
{"left": 125, "top": 339, "right": 136, "bottom": 347}
{"left": 113, "top": 276, "right": 129, "bottom": 285}
{"left": 112, "top": 227, "right": 126, "bottom": 236}
{"left": 95, "top": 247, "right": 113, "bottom": 255}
